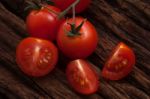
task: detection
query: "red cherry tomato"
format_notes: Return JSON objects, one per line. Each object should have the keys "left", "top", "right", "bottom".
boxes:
{"left": 66, "top": 59, "right": 99, "bottom": 94}
{"left": 57, "top": 17, "right": 98, "bottom": 59}
{"left": 16, "top": 37, "right": 58, "bottom": 77}
{"left": 26, "top": 5, "right": 63, "bottom": 41}
{"left": 102, "top": 42, "right": 135, "bottom": 80}
{"left": 53, "top": 0, "right": 91, "bottom": 13}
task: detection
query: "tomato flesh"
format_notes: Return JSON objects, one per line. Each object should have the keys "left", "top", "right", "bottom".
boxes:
{"left": 102, "top": 42, "right": 135, "bottom": 80}
{"left": 26, "top": 5, "right": 63, "bottom": 41}
{"left": 16, "top": 37, "right": 58, "bottom": 77}
{"left": 66, "top": 59, "right": 99, "bottom": 94}
{"left": 57, "top": 17, "right": 98, "bottom": 59}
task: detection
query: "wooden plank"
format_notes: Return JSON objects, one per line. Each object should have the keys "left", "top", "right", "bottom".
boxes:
{"left": 0, "top": 0, "right": 150, "bottom": 98}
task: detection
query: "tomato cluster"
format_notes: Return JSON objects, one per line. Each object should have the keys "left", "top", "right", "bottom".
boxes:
{"left": 16, "top": 0, "right": 136, "bottom": 95}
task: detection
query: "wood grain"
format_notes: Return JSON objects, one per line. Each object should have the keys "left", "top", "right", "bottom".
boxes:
{"left": 0, "top": 0, "right": 150, "bottom": 99}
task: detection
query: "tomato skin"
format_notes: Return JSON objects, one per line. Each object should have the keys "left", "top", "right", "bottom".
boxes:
{"left": 57, "top": 17, "right": 98, "bottom": 59}
{"left": 53, "top": 0, "right": 91, "bottom": 13}
{"left": 26, "top": 5, "right": 63, "bottom": 41}
{"left": 16, "top": 37, "right": 58, "bottom": 77}
{"left": 66, "top": 59, "right": 99, "bottom": 95}
{"left": 102, "top": 42, "right": 135, "bottom": 80}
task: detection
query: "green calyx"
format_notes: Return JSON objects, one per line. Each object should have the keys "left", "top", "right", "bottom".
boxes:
{"left": 25, "top": 0, "right": 54, "bottom": 11}
{"left": 25, "top": 0, "right": 80, "bottom": 20}
{"left": 67, "top": 19, "right": 85, "bottom": 37}
{"left": 42, "top": 0, "right": 54, "bottom": 5}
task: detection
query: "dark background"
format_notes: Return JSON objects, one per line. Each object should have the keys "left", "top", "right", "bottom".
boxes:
{"left": 0, "top": 0, "right": 150, "bottom": 99}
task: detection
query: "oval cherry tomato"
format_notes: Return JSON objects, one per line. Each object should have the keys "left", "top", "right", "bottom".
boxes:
{"left": 66, "top": 59, "right": 99, "bottom": 94}
{"left": 26, "top": 5, "right": 63, "bottom": 41}
{"left": 102, "top": 42, "right": 135, "bottom": 80}
{"left": 16, "top": 37, "right": 58, "bottom": 77}
{"left": 57, "top": 17, "right": 98, "bottom": 59}
{"left": 53, "top": 0, "right": 91, "bottom": 13}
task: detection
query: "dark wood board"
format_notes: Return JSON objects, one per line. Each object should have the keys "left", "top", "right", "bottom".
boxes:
{"left": 0, "top": 0, "right": 150, "bottom": 99}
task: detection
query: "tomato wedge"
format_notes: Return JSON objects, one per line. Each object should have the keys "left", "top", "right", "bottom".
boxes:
{"left": 16, "top": 37, "right": 58, "bottom": 77}
{"left": 102, "top": 42, "right": 135, "bottom": 80}
{"left": 66, "top": 59, "right": 99, "bottom": 94}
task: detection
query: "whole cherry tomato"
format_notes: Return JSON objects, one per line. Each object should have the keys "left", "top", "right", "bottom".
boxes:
{"left": 102, "top": 42, "right": 135, "bottom": 80}
{"left": 66, "top": 59, "right": 99, "bottom": 94}
{"left": 53, "top": 0, "right": 91, "bottom": 13}
{"left": 16, "top": 37, "right": 58, "bottom": 77}
{"left": 57, "top": 17, "right": 98, "bottom": 59}
{"left": 26, "top": 5, "right": 63, "bottom": 41}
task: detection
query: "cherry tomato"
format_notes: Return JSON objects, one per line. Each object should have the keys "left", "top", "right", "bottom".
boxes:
{"left": 26, "top": 5, "right": 63, "bottom": 41}
{"left": 66, "top": 59, "right": 99, "bottom": 94}
{"left": 53, "top": 0, "right": 91, "bottom": 13}
{"left": 57, "top": 17, "right": 98, "bottom": 59}
{"left": 16, "top": 37, "right": 58, "bottom": 77}
{"left": 102, "top": 42, "right": 135, "bottom": 80}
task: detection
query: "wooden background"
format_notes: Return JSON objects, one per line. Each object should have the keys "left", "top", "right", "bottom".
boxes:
{"left": 0, "top": 0, "right": 150, "bottom": 99}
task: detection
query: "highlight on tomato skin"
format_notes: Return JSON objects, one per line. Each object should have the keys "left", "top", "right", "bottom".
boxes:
{"left": 16, "top": 37, "right": 58, "bottom": 77}
{"left": 26, "top": 5, "right": 63, "bottom": 41}
{"left": 57, "top": 17, "right": 98, "bottom": 59}
{"left": 66, "top": 59, "right": 99, "bottom": 95}
{"left": 102, "top": 42, "right": 136, "bottom": 80}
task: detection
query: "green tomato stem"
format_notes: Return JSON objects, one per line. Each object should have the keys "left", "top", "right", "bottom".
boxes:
{"left": 58, "top": 0, "right": 80, "bottom": 19}
{"left": 72, "top": 5, "right": 76, "bottom": 25}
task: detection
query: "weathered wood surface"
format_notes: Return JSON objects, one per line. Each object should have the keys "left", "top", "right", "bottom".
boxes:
{"left": 0, "top": 0, "right": 150, "bottom": 99}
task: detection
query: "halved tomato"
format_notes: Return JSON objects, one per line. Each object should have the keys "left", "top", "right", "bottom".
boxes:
{"left": 66, "top": 59, "right": 99, "bottom": 94}
{"left": 102, "top": 42, "right": 135, "bottom": 80}
{"left": 16, "top": 37, "right": 58, "bottom": 77}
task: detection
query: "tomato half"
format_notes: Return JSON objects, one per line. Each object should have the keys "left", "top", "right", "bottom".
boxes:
{"left": 26, "top": 5, "right": 63, "bottom": 41}
{"left": 16, "top": 37, "right": 58, "bottom": 77}
{"left": 57, "top": 17, "right": 98, "bottom": 59}
{"left": 53, "top": 0, "right": 91, "bottom": 13}
{"left": 66, "top": 59, "right": 99, "bottom": 94}
{"left": 102, "top": 42, "right": 135, "bottom": 80}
